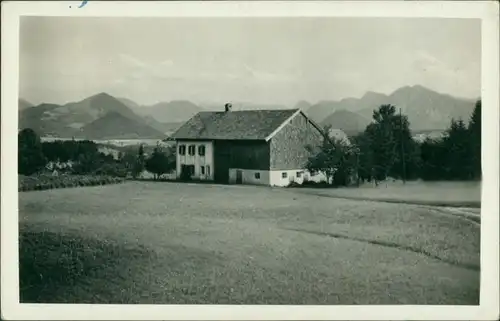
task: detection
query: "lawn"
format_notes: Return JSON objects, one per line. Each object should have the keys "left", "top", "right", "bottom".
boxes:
{"left": 293, "top": 180, "right": 481, "bottom": 208}
{"left": 19, "top": 181, "right": 480, "bottom": 304}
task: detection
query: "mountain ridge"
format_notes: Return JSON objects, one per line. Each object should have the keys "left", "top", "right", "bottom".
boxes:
{"left": 19, "top": 85, "right": 478, "bottom": 138}
{"left": 77, "top": 111, "right": 165, "bottom": 140}
{"left": 19, "top": 93, "right": 167, "bottom": 139}
{"left": 307, "top": 85, "right": 477, "bottom": 132}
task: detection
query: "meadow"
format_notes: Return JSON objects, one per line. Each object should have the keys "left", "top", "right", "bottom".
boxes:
{"left": 19, "top": 181, "right": 480, "bottom": 304}
{"left": 294, "top": 180, "right": 482, "bottom": 208}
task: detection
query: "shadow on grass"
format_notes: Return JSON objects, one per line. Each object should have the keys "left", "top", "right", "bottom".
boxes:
{"left": 285, "top": 228, "right": 480, "bottom": 272}
{"left": 19, "top": 227, "right": 153, "bottom": 303}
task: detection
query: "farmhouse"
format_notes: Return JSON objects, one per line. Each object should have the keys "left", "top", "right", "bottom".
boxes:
{"left": 169, "top": 104, "right": 325, "bottom": 186}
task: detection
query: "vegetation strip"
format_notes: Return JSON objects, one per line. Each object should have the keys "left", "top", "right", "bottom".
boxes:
{"left": 285, "top": 228, "right": 480, "bottom": 272}
{"left": 19, "top": 175, "right": 125, "bottom": 192}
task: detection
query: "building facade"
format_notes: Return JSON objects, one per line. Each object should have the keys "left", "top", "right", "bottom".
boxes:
{"left": 170, "top": 107, "right": 325, "bottom": 186}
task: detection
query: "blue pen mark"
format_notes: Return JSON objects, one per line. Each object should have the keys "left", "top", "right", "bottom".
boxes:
{"left": 69, "top": 1, "right": 87, "bottom": 8}
{"left": 78, "top": 0, "right": 88, "bottom": 8}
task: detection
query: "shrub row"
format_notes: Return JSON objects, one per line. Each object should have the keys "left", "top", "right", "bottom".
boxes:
{"left": 19, "top": 174, "right": 125, "bottom": 192}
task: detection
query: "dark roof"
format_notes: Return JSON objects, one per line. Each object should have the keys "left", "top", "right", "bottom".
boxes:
{"left": 170, "top": 109, "right": 300, "bottom": 140}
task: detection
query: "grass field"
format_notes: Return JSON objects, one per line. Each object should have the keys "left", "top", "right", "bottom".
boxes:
{"left": 19, "top": 181, "right": 480, "bottom": 304}
{"left": 294, "top": 180, "right": 481, "bottom": 208}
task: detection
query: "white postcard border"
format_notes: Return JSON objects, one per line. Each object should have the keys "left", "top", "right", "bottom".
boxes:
{"left": 1, "top": 1, "right": 498, "bottom": 320}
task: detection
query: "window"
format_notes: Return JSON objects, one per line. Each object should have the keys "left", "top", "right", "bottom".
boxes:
{"left": 206, "top": 165, "right": 210, "bottom": 176}
{"left": 255, "top": 172, "right": 260, "bottom": 179}
{"left": 282, "top": 172, "right": 288, "bottom": 179}
{"left": 296, "top": 171, "right": 302, "bottom": 178}
{"left": 198, "top": 145, "right": 206, "bottom": 156}
{"left": 188, "top": 145, "right": 195, "bottom": 156}
{"left": 200, "top": 166, "right": 205, "bottom": 175}
{"left": 178, "top": 144, "right": 186, "bottom": 155}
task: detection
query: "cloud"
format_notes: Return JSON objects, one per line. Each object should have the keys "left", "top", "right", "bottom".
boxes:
{"left": 160, "top": 59, "right": 174, "bottom": 66}
{"left": 118, "top": 53, "right": 147, "bottom": 69}
{"left": 240, "top": 63, "right": 297, "bottom": 82}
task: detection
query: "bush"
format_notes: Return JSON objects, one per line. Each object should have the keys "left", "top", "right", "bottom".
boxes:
{"left": 287, "top": 181, "right": 303, "bottom": 188}
{"left": 18, "top": 174, "right": 125, "bottom": 192}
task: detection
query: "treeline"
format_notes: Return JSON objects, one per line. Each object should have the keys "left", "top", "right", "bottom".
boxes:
{"left": 307, "top": 100, "right": 481, "bottom": 186}
{"left": 18, "top": 129, "right": 176, "bottom": 179}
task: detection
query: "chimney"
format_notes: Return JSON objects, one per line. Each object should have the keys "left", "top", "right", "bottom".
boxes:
{"left": 224, "top": 103, "right": 232, "bottom": 112}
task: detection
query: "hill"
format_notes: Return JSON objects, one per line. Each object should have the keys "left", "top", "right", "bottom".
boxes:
{"left": 199, "top": 101, "right": 290, "bottom": 112}
{"left": 19, "top": 98, "right": 34, "bottom": 110}
{"left": 373, "top": 85, "right": 476, "bottom": 131}
{"left": 321, "top": 110, "right": 371, "bottom": 136}
{"left": 115, "top": 97, "right": 185, "bottom": 133}
{"left": 294, "top": 100, "right": 312, "bottom": 111}
{"left": 78, "top": 112, "right": 165, "bottom": 140}
{"left": 19, "top": 103, "right": 77, "bottom": 137}
{"left": 19, "top": 93, "right": 166, "bottom": 139}
{"left": 304, "top": 100, "right": 339, "bottom": 123}
{"left": 307, "top": 85, "right": 477, "bottom": 131}
{"left": 136, "top": 100, "right": 203, "bottom": 123}
{"left": 116, "top": 97, "right": 142, "bottom": 113}
{"left": 231, "top": 102, "right": 289, "bottom": 111}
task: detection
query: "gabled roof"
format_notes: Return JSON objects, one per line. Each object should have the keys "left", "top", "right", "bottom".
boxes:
{"left": 170, "top": 109, "right": 308, "bottom": 141}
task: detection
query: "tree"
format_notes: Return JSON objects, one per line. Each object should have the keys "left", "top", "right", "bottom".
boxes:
{"left": 306, "top": 126, "right": 357, "bottom": 186}
{"left": 351, "top": 133, "right": 374, "bottom": 183}
{"left": 468, "top": 99, "right": 481, "bottom": 179}
{"left": 145, "top": 144, "right": 175, "bottom": 180}
{"left": 18, "top": 128, "right": 47, "bottom": 175}
{"left": 364, "top": 105, "right": 398, "bottom": 182}
{"left": 357, "top": 104, "right": 419, "bottom": 183}
{"left": 419, "top": 137, "right": 447, "bottom": 181}
{"left": 418, "top": 100, "right": 480, "bottom": 182}
{"left": 72, "top": 152, "right": 100, "bottom": 175}
{"left": 132, "top": 144, "right": 146, "bottom": 178}
{"left": 442, "top": 118, "right": 471, "bottom": 180}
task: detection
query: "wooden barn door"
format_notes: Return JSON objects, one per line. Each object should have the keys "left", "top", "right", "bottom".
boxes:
{"left": 213, "top": 141, "right": 230, "bottom": 184}
{"left": 236, "top": 170, "right": 243, "bottom": 184}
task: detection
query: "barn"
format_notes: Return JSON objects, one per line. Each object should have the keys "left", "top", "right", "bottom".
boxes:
{"left": 169, "top": 105, "right": 325, "bottom": 186}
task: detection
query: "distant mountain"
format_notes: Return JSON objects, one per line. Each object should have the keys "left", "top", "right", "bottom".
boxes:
{"left": 136, "top": 100, "right": 203, "bottom": 123}
{"left": 304, "top": 100, "right": 339, "bottom": 123}
{"left": 198, "top": 101, "right": 291, "bottom": 112}
{"left": 27, "top": 92, "right": 145, "bottom": 129}
{"left": 115, "top": 97, "right": 190, "bottom": 132}
{"left": 19, "top": 92, "right": 167, "bottom": 139}
{"left": 294, "top": 100, "right": 312, "bottom": 111}
{"left": 18, "top": 98, "right": 34, "bottom": 110}
{"left": 233, "top": 102, "right": 289, "bottom": 111}
{"left": 142, "top": 115, "right": 183, "bottom": 134}
{"left": 307, "top": 85, "right": 477, "bottom": 131}
{"left": 369, "top": 85, "right": 476, "bottom": 131}
{"left": 116, "top": 97, "right": 142, "bottom": 111}
{"left": 19, "top": 103, "right": 77, "bottom": 137}
{"left": 78, "top": 112, "right": 165, "bottom": 140}
{"left": 321, "top": 110, "right": 371, "bottom": 136}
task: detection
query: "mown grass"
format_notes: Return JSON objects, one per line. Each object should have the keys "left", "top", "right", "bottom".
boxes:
{"left": 292, "top": 180, "right": 481, "bottom": 208}
{"left": 19, "top": 182, "right": 480, "bottom": 304}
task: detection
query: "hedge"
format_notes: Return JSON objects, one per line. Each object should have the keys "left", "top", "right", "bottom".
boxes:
{"left": 19, "top": 174, "right": 125, "bottom": 192}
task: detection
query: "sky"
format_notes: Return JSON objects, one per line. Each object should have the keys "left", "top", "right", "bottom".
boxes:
{"left": 19, "top": 17, "right": 481, "bottom": 106}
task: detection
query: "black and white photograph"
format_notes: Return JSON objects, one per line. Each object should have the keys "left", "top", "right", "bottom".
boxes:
{"left": 1, "top": 1, "right": 499, "bottom": 320}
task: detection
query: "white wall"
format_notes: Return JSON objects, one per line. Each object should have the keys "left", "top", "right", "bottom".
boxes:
{"left": 225, "top": 168, "right": 327, "bottom": 187}
{"left": 270, "top": 169, "right": 327, "bottom": 186}
{"left": 176, "top": 141, "right": 214, "bottom": 180}
{"left": 228, "top": 168, "right": 270, "bottom": 185}
{"left": 270, "top": 169, "right": 303, "bottom": 187}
